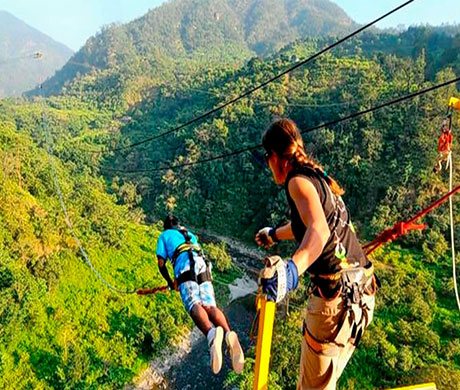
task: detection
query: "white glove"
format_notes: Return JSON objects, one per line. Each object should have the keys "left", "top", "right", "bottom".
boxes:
{"left": 255, "top": 227, "right": 277, "bottom": 249}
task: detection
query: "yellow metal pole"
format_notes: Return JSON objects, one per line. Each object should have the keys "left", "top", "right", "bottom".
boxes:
{"left": 253, "top": 295, "right": 276, "bottom": 390}
{"left": 386, "top": 383, "right": 436, "bottom": 390}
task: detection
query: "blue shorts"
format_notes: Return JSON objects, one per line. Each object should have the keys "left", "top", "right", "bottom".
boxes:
{"left": 175, "top": 253, "right": 216, "bottom": 312}
{"left": 179, "top": 280, "right": 216, "bottom": 312}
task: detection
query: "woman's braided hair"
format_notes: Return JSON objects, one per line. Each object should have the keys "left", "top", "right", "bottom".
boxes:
{"left": 263, "top": 118, "right": 344, "bottom": 196}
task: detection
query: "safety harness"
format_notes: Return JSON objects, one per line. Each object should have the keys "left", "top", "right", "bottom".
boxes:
{"left": 172, "top": 227, "right": 212, "bottom": 287}
{"left": 303, "top": 265, "right": 378, "bottom": 353}
{"left": 298, "top": 169, "right": 380, "bottom": 351}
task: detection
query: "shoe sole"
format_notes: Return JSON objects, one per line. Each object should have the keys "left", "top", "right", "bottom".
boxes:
{"left": 210, "top": 327, "right": 224, "bottom": 374}
{"left": 227, "top": 331, "right": 245, "bottom": 375}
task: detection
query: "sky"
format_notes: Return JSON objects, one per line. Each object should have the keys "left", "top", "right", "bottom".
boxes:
{"left": 1, "top": 0, "right": 459, "bottom": 51}
{"left": 0, "top": 0, "right": 166, "bottom": 51}
{"left": 334, "top": 0, "right": 460, "bottom": 28}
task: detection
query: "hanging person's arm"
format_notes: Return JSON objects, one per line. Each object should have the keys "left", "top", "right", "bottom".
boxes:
{"left": 157, "top": 256, "right": 175, "bottom": 290}
{"left": 156, "top": 235, "right": 176, "bottom": 290}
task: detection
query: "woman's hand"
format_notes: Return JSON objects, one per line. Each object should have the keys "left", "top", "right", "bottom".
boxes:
{"left": 255, "top": 223, "right": 295, "bottom": 248}
{"left": 259, "top": 256, "right": 299, "bottom": 302}
{"left": 255, "top": 227, "right": 277, "bottom": 248}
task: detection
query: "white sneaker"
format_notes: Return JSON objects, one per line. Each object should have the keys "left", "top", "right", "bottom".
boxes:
{"left": 226, "top": 330, "right": 245, "bottom": 374}
{"left": 208, "top": 326, "right": 224, "bottom": 374}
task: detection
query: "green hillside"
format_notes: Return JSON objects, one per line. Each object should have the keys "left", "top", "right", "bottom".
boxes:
{"left": 0, "top": 99, "right": 192, "bottom": 389}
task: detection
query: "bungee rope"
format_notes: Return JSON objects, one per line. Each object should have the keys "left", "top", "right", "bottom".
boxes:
{"left": 446, "top": 99, "right": 460, "bottom": 312}
{"left": 46, "top": 107, "right": 171, "bottom": 295}
{"left": 42, "top": 109, "right": 138, "bottom": 294}
{"left": 34, "top": 56, "right": 152, "bottom": 295}
{"left": 137, "top": 286, "right": 169, "bottom": 295}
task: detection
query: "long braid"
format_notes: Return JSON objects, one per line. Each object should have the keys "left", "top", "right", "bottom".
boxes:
{"left": 291, "top": 139, "right": 344, "bottom": 196}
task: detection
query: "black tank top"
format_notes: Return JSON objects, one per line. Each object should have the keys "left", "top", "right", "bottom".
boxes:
{"left": 284, "top": 165, "right": 370, "bottom": 280}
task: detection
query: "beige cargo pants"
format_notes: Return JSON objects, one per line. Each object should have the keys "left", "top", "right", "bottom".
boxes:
{"left": 297, "top": 283, "right": 376, "bottom": 390}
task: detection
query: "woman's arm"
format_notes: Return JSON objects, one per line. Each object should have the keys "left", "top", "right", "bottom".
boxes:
{"left": 289, "top": 177, "right": 331, "bottom": 275}
{"left": 273, "top": 222, "right": 294, "bottom": 240}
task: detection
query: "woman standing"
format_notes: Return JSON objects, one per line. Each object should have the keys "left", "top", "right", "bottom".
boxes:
{"left": 255, "top": 118, "right": 377, "bottom": 390}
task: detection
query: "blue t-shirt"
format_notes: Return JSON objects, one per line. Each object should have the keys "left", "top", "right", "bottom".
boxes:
{"left": 156, "top": 228, "right": 199, "bottom": 276}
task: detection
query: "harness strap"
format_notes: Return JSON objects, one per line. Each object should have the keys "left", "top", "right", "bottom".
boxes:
{"left": 176, "top": 270, "right": 212, "bottom": 286}
{"left": 169, "top": 226, "right": 213, "bottom": 286}
{"left": 312, "top": 264, "right": 375, "bottom": 282}
{"left": 188, "top": 248, "right": 196, "bottom": 284}
{"left": 304, "top": 266, "right": 377, "bottom": 351}
{"left": 173, "top": 244, "right": 212, "bottom": 286}
{"left": 172, "top": 242, "right": 202, "bottom": 265}
{"left": 302, "top": 321, "right": 341, "bottom": 357}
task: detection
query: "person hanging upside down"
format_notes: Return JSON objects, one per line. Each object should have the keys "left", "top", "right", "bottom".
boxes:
{"left": 156, "top": 215, "right": 244, "bottom": 375}
{"left": 255, "top": 118, "right": 378, "bottom": 390}
{"left": 434, "top": 119, "right": 453, "bottom": 173}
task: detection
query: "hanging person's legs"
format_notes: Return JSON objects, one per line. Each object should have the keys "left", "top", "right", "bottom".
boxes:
{"left": 434, "top": 153, "right": 443, "bottom": 173}
{"left": 180, "top": 281, "right": 225, "bottom": 374}
{"left": 198, "top": 260, "right": 245, "bottom": 375}
{"left": 203, "top": 304, "right": 230, "bottom": 332}
{"left": 203, "top": 301, "right": 245, "bottom": 374}
{"left": 178, "top": 254, "right": 245, "bottom": 374}
{"left": 434, "top": 151, "right": 451, "bottom": 173}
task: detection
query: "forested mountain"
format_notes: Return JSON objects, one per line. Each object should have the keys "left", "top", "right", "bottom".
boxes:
{"left": 36, "top": 0, "right": 356, "bottom": 105}
{"left": 101, "top": 29, "right": 460, "bottom": 242}
{"left": 0, "top": 11, "right": 73, "bottom": 97}
{"left": 336, "top": 25, "right": 460, "bottom": 79}
{"left": 2, "top": 2, "right": 460, "bottom": 389}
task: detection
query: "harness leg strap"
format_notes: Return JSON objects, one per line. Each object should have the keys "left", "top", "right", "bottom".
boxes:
{"left": 188, "top": 249, "right": 196, "bottom": 282}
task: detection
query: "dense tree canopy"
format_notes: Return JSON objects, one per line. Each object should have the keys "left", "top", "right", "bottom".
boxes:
{"left": 1, "top": 15, "right": 460, "bottom": 390}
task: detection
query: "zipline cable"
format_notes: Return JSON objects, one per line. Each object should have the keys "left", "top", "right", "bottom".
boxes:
{"left": 0, "top": 51, "right": 43, "bottom": 65}
{"left": 93, "top": 0, "right": 417, "bottom": 154}
{"left": 103, "top": 75, "right": 460, "bottom": 174}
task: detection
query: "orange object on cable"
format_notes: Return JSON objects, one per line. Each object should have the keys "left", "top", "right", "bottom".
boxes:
{"left": 363, "top": 184, "right": 460, "bottom": 255}
{"left": 137, "top": 286, "right": 169, "bottom": 295}
{"left": 438, "top": 129, "right": 453, "bottom": 153}
{"left": 363, "top": 221, "right": 426, "bottom": 255}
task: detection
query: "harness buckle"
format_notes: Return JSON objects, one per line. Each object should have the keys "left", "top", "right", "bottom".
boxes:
{"left": 351, "top": 283, "right": 361, "bottom": 305}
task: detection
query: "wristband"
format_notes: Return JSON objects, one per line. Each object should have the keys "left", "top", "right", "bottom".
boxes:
{"left": 269, "top": 228, "right": 279, "bottom": 243}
